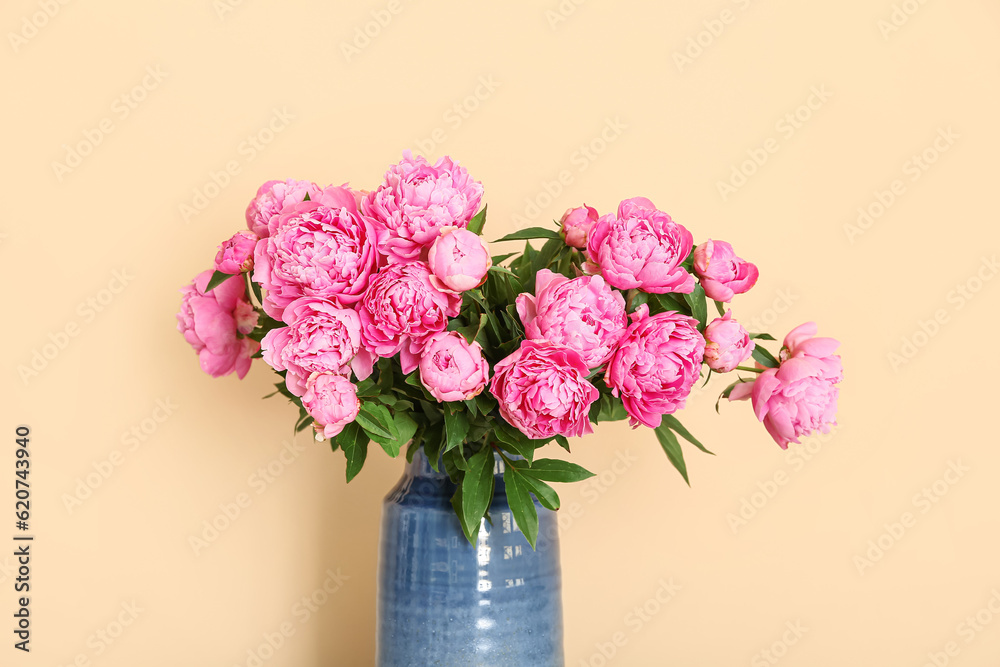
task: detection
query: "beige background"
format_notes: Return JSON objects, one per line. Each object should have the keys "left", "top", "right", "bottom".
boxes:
{"left": 4, "top": 0, "right": 999, "bottom": 664}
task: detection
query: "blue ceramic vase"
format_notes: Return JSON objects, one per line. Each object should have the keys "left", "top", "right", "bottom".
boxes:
{"left": 376, "top": 450, "right": 564, "bottom": 666}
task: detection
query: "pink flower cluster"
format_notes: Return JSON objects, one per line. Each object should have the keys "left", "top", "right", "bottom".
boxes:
{"left": 729, "top": 323, "right": 842, "bottom": 448}
{"left": 178, "top": 153, "right": 491, "bottom": 439}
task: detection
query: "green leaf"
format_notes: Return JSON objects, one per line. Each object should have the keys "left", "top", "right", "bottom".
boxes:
{"left": 629, "top": 290, "right": 649, "bottom": 313}
{"left": 554, "top": 435, "right": 571, "bottom": 453}
{"left": 457, "top": 314, "right": 488, "bottom": 346}
{"left": 468, "top": 205, "right": 488, "bottom": 235}
{"left": 654, "top": 423, "right": 689, "bottom": 485}
{"left": 475, "top": 392, "right": 497, "bottom": 416}
{"left": 521, "top": 458, "right": 595, "bottom": 483}
{"left": 459, "top": 447, "right": 496, "bottom": 543}
{"left": 422, "top": 422, "right": 445, "bottom": 471}
{"left": 683, "top": 283, "right": 708, "bottom": 330}
{"left": 661, "top": 415, "right": 714, "bottom": 455}
{"left": 715, "top": 379, "right": 752, "bottom": 414}
{"left": 752, "top": 346, "right": 780, "bottom": 369}
{"left": 356, "top": 403, "right": 397, "bottom": 441}
{"left": 750, "top": 332, "right": 776, "bottom": 341}
{"left": 339, "top": 423, "right": 369, "bottom": 483}
{"left": 205, "top": 270, "right": 235, "bottom": 293}
{"left": 653, "top": 292, "right": 687, "bottom": 314}
{"left": 443, "top": 409, "right": 470, "bottom": 453}
{"left": 520, "top": 475, "right": 560, "bottom": 511}
{"left": 503, "top": 466, "right": 539, "bottom": 549}
{"left": 491, "top": 252, "right": 518, "bottom": 265}
{"left": 450, "top": 487, "right": 481, "bottom": 545}
{"left": 493, "top": 421, "right": 535, "bottom": 463}
{"left": 493, "top": 227, "right": 561, "bottom": 243}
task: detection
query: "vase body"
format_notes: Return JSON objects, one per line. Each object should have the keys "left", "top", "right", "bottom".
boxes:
{"left": 376, "top": 451, "right": 564, "bottom": 666}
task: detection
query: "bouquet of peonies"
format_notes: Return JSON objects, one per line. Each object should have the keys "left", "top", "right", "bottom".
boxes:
{"left": 177, "top": 152, "right": 843, "bottom": 548}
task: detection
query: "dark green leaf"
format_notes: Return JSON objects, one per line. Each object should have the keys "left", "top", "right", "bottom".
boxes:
{"left": 491, "top": 252, "right": 518, "bottom": 265}
{"left": 521, "top": 458, "right": 595, "bottom": 483}
{"left": 245, "top": 271, "right": 263, "bottom": 304}
{"left": 459, "top": 447, "right": 496, "bottom": 543}
{"left": 661, "top": 415, "right": 714, "bottom": 455}
{"left": 554, "top": 435, "right": 571, "bottom": 453}
{"left": 493, "top": 227, "right": 561, "bottom": 243}
{"left": 654, "top": 423, "right": 689, "bottom": 485}
{"left": 356, "top": 403, "right": 397, "bottom": 441}
{"left": 503, "top": 466, "right": 539, "bottom": 549}
{"left": 450, "top": 487, "right": 481, "bottom": 545}
{"left": 468, "top": 206, "right": 488, "bottom": 235}
{"left": 629, "top": 290, "right": 649, "bottom": 313}
{"left": 340, "top": 423, "right": 369, "bottom": 482}
{"left": 752, "top": 346, "right": 780, "bottom": 368}
{"left": 444, "top": 409, "right": 470, "bottom": 453}
{"left": 683, "top": 284, "right": 709, "bottom": 330}
{"left": 749, "top": 332, "right": 776, "bottom": 341}
{"left": 493, "top": 421, "right": 535, "bottom": 463}
{"left": 520, "top": 476, "right": 560, "bottom": 511}
{"left": 205, "top": 270, "right": 236, "bottom": 293}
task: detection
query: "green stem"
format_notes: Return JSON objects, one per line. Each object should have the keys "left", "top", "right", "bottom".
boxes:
{"left": 735, "top": 366, "right": 765, "bottom": 374}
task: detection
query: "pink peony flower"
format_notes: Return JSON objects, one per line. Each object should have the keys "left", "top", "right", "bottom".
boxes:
{"left": 427, "top": 226, "right": 492, "bottom": 293}
{"left": 358, "top": 261, "right": 462, "bottom": 374}
{"left": 703, "top": 310, "right": 755, "bottom": 373}
{"left": 215, "top": 230, "right": 258, "bottom": 274}
{"left": 516, "top": 269, "right": 627, "bottom": 369}
{"left": 605, "top": 305, "right": 705, "bottom": 429}
{"left": 253, "top": 186, "right": 379, "bottom": 320}
{"left": 560, "top": 205, "right": 599, "bottom": 249}
{"left": 418, "top": 331, "right": 490, "bottom": 403}
{"left": 302, "top": 372, "right": 360, "bottom": 440}
{"left": 729, "top": 322, "right": 842, "bottom": 449}
{"left": 362, "top": 151, "right": 484, "bottom": 263}
{"left": 245, "top": 179, "right": 323, "bottom": 238}
{"left": 177, "top": 270, "right": 259, "bottom": 379}
{"left": 489, "top": 340, "right": 599, "bottom": 440}
{"left": 586, "top": 197, "right": 695, "bottom": 294}
{"left": 260, "top": 296, "right": 375, "bottom": 396}
{"left": 692, "top": 240, "right": 759, "bottom": 303}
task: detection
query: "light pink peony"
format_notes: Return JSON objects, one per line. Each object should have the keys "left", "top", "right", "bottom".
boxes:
{"left": 418, "top": 331, "right": 490, "bottom": 403}
{"left": 358, "top": 261, "right": 462, "bottom": 374}
{"left": 302, "top": 372, "right": 360, "bottom": 440}
{"left": 703, "top": 311, "right": 755, "bottom": 373}
{"left": 586, "top": 197, "right": 695, "bottom": 294}
{"left": 177, "top": 270, "right": 259, "bottom": 379}
{"left": 560, "top": 205, "right": 599, "bottom": 249}
{"left": 253, "top": 186, "right": 379, "bottom": 320}
{"left": 489, "top": 340, "right": 599, "bottom": 440}
{"left": 516, "top": 269, "right": 627, "bottom": 369}
{"left": 692, "top": 240, "right": 759, "bottom": 303}
{"left": 215, "top": 230, "right": 258, "bottom": 274}
{"left": 245, "top": 179, "right": 323, "bottom": 238}
{"left": 605, "top": 305, "right": 705, "bottom": 429}
{"left": 362, "top": 151, "right": 484, "bottom": 263}
{"left": 729, "top": 322, "right": 841, "bottom": 449}
{"left": 260, "top": 297, "right": 375, "bottom": 397}
{"left": 427, "top": 226, "right": 492, "bottom": 293}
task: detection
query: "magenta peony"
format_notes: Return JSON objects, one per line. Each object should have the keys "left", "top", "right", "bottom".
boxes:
{"left": 358, "top": 261, "right": 462, "bottom": 374}
{"left": 605, "top": 305, "right": 705, "bottom": 429}
{"left": 729, "top": 322, "right": 841, "bottom": 449}
{"left": 427, "top": 226, "right": 492, "bottom": 293}
{"left": 245, "top": 179, "right": 323, "bottom": 238}
{"left": 215, "top": 230, "right": 258, "bottom": 274}
{"left": 560, "top": 205, "right": 599, "bottom": 249}
{"left": 260, "top": 296, "right": 375, "bottom": 396}
{"left": 692, "top": 239, "right": 759, "bottom": 303}
{"left": 516, "top": 269, "right": 627, "bottom": 368}
{"left": 253, "top": 186, "right": 379, "bottom": 320}
{"left": 489, "top": 340, "right": 599, "bottom": 440}
{"left": 703, "top": 310, "right": 755, "bottom": 373}
{"left": 586, "top": 197, "right": 695, "bottom": 294}
{"left": 177, "top": 270, "right": 259, "bottom": 379}
{"left": 362, "top": 151, "right": 484, "bottom": 263}
{"left": 418, "top": 331, "right": 490, "bottom": 403}
{"left": 302, "top": 372, "right": 360, "bottom": 440}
